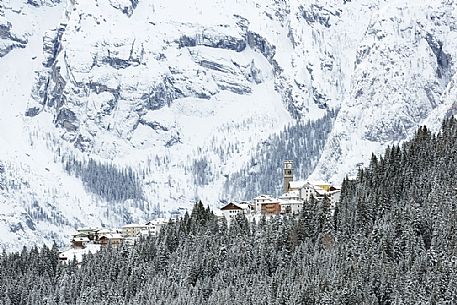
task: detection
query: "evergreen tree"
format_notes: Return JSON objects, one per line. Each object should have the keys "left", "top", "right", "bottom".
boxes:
{"left": 1, "top": 119, "right": 457, "bottom": 304}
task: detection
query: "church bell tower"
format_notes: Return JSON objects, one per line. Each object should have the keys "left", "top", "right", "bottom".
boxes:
{"left": 283, "top": 160, "right": 293, "bottom": 193}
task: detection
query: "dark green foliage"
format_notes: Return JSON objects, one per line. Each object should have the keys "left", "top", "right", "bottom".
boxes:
{"left": 2, "top": 118, "right": 457, "bottom": 304}
{"left": 224, "top": 110, "right": 336, "bottom": 200}
{"left": 64, "top": 156, "right": 143, "bottom": 202}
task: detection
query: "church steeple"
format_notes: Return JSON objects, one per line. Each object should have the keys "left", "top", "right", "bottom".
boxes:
{"left": 283, "top": 160, "right": 293, "bottom": 193}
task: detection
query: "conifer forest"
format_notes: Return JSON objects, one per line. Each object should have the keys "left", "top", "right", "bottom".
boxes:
{"left": 1, "top": 118, "right": 457, "bottom": 304}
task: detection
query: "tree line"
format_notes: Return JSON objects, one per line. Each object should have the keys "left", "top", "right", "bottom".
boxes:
{"left": 63, "top": 156, "right": 143, "bottom": 202}
{"left": 1, "top": 117, "right": 457, "bottom": 304}
{"left": 224, "top": 110, "right": 336, "bottom": 201}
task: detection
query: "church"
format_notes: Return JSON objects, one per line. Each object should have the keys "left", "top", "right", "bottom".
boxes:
{"left": 281, "top": 160, "right": 341, "bottom": 212}
{"left": 219, "top": 160, "right": 341, "bottom": 221}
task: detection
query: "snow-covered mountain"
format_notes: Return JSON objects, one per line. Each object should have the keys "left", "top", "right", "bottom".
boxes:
{"left": 1, "top": 0, "right": 456, "bottom": 250}
{"left": 312, "top": 0, "right": 457, "bottom": 183}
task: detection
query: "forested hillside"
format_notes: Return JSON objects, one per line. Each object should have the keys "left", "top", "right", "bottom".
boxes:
{"left": 223, "top": 110, "right": 336, "bottom": 200}
{"left": 63, "top": 156, "right": 143, "bottom": 202}
{"left": 1, "top": 118, "right": 457, "bottom": 304}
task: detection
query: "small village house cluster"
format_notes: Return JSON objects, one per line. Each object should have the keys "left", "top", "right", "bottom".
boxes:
{"left": 60, "top": 161, "right": 339, "bottom": 262}
{"left": 219, "top": 160, "right": 340, "bottom": 221}
{"left": 58, "top": 218, "right": 168, "bottom": 262}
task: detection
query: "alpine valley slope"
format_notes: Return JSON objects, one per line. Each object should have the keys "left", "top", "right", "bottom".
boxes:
{"left": 0, "top": 0, "right": 456, "bottom": 250}
{"left": 0, "top": 0, "right": 113, "bottom": 251}
{"left": 311, "top": 0, "right": 457, "bottom": 183}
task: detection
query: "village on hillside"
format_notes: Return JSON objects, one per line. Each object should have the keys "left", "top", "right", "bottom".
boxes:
{"left": 58, "top": 218, "right": 169, "bottom": 263}
{"left": 59, "top": 160, "right": 340, "bottom": 263}
{"left": 217, "top": 160, "right": 340, "bottom": 222}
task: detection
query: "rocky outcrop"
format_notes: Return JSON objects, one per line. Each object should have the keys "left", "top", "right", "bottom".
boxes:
{"left": 245, "top": 32, "right": 276, "bottom": 64}
{"left": 299, "top": 4, "right": 341, "bottom": 28}
{"left": 26, "top": 0, "right": 61, "bottom": 7}
{"left": 177, "top": 30, "right": 246, "bottom": 52}
{"left": 139, "top": 119, "right": 169, "bottom": 131}
{"left": 108, "top": 0, "right": 139, "bottom": 17}
{"left": 245, "top": 60, "right": 263, "bottom": 84}
{"left": 30, "top": 1, "right": 285, "bottom": 152}
{"left": 55, "top": 108, "right": 79, "bottom": 132}
{"left": 425, "top": 33, "right": 452, "bottom": 81}
{"left": 0, "top": 43, "right": 26, "bottom": 58}
{"left": 25, "top": 107, "right": 41, "bottom": 117}
{"left": 312, "top": 0, "right": 457, "bottom": 182}
{"left": 42, "top": 24, "right": 66, "bottom": 68}
{"left": 0, "top": 7, "right": 27, "bottom": 57}
{"left": 141, "top": 77, "right": 179, "bottom": 110}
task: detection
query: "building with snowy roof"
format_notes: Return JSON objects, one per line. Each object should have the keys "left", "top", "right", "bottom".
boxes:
{"left": 282, "top": 160, "right": 341, "bottom": 207}
{"left": 253, "top": 195, "right": 281, "bottom": 216}
{"left": 279, "top": 190, "right": 304, "bottom": 215}
{"left": 98, "top": 233, "right": 124, "bottom": 248}
{"left": 58, "top": 244, "right": 101, "bottom": 264}
{"left": 122, "top": 224, "right": 150, "bottom": 237}
{"left": 220, "top": 202, "right": 251, "bottom": 221}
{"left": 71, "top": 236, "right": 90, "bottom": 249}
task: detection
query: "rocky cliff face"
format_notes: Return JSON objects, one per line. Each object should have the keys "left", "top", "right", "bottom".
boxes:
{"left": 28, "top": 0, "right": 355, "bottom": 157}
{"left": 311, "top": 0, "right": 457, "bottom": 182}
{"left": 0, "top": 3, "right": 27, "bottom": 57}
{"left": 1, "top": 0, "right": 457, "bottom": 250}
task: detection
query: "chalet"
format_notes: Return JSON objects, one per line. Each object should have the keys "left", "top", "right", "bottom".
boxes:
{"left": 98, "top": 233, "right": 124, "bottom": 248}
{"left": 123, "top": 237, "right": 137, "bottom": 247}
{"left": 121, "top": 219, "right": 168, "bottom": 238}
{"left": 145, "top": 218, "right": 168, "bottom": 237}
{"left": 122, "top": 224, "right": 150, "bottom": 237}
{"left": 94, "top": 228, "right": 117, "bottom": 242}
{"left": 59, "top": 244, "right": 101, "bottom": 264}
{"left": 220, "top": 202, "right": 250, "bottom": 221}
{"left": 287, "top": 181, "right": 318, "bottom": 202}
{"left": 253, "top": 195, "right": 281, "bottom": 216}
{"left": 71, "top": 236, "right": 90, "bottom": 249}
{"left": 309, "top": 180, "right": 332, "bottom": 192}
{"left": 279, "top": 190, "right": 303, "bottom": 215}
{"left": 313, "top": 185, "right": 327, "bottom": 201}
{"left": 279, "top": 198, "right": 303, "bottom": 215}
{"left": 75, "top": 227, "right": 99, "bottom": 239}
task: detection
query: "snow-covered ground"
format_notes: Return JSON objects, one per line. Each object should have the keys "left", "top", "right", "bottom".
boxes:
{"left": 1, "top": 0, "right": 457, "bottom": 251}
{"left": 58, "top": 244, "right": 101, "bottom": 264}
{"left": 0, "top": 0, "right": 112, "bottom": 251}
{"left": 311, "top": 0, "right": 457, "bottom": 183}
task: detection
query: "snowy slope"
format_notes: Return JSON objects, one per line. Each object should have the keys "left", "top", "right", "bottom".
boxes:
{"left": 1, "top": 0, "right": 457, "bottom": 250}
{"left": 0, "top": 0, "right": 123, "bottom": 251}
{"left": 312, "top": 0, "right": 457, "bottom": 182}
{"left": 23, "top": 0, "right": 378, "bottom": 212}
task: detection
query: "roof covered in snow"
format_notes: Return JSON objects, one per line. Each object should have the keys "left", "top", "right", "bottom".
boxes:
{"left": 72, "top": 237, "right": 90, "bottom": 242}
{"left": 96, "top": 228, "right": 112, "bottom": 234}
{"left": 279, "top": 199, "right": 303, "bottom": 205}
{"left": 288, "top": 181, "right": 308, "bottom": 189}
{"left": 279, "top": 190, "right": 300, "bottom": 199}
{"left": 59, "top": 244, "right": 101, "bottom": 264}
{"left": 99, "top": 233, "right": 124, "bottom": 240}
{"left": 221, "top": 202, "right": 248, "bottom": 211}
{"left": 122, "top": 224, "right": 149, "bottom": 229}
